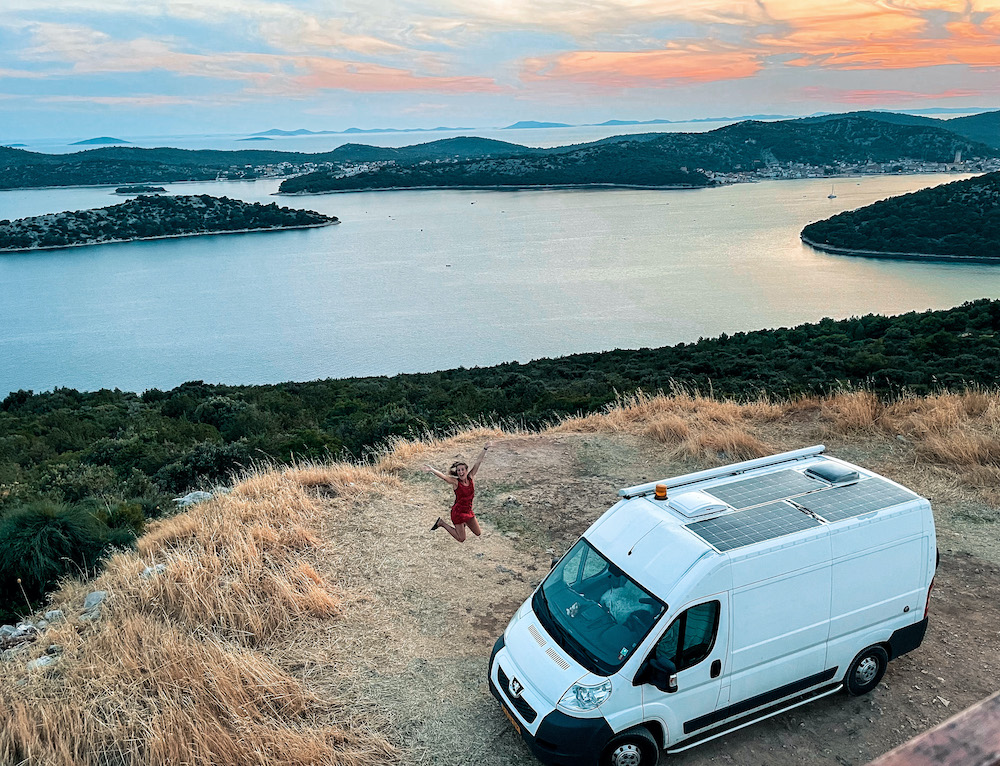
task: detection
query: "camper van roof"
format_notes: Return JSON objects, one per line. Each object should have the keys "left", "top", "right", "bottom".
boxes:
{"left": 591, "top": 446, "right": 925, "bottom": 592}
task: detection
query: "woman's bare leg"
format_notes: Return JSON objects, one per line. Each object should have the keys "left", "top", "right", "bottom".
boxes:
{"left": 466, "top": 516, "right": 482, "bottom": 537}
{"left": 438, "top": 519, "right": 467, "bottom": 542}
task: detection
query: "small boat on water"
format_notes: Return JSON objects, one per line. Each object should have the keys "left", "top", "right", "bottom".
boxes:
{"left": 827, "top": 184, "right": 837, "bottom": 199}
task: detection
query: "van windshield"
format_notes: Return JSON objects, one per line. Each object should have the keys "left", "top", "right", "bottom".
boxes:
{"left": 533, "top": 539, "right": 666, "bottom": 675}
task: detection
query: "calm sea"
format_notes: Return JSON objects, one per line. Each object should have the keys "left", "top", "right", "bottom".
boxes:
{"left": 1, "top": 173, "right": 997, "bottom": 397}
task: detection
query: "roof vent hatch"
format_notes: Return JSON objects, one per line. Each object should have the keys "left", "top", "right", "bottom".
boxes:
{"left": 669, "top": 490, "right": 732, "bottom": 519}
{"left": 804, "top": 462, "right": 860, "bottom": 486}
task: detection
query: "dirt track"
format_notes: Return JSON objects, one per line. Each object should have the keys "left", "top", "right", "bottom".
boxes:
{"left": 286, "top": 429, "right": 1000, "bottom": 766}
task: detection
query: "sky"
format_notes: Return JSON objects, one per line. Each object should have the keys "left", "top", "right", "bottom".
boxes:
{"left": 2, "top": 0, "right": 1000, "bottom": 141}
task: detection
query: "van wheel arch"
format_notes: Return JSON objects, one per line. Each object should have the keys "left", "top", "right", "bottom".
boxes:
{"left": 600, "top": 725, "right": 659, "bottom": 766}
{"left": 845, "top": 645, "right": 889, "bottom": 696}
{"left": 642, "top": 721, "right": 666, "bottom": 749}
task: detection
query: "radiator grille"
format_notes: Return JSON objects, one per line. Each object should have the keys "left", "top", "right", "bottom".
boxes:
{"left": 497, "top": 665, "right": 538, "bottom": 723}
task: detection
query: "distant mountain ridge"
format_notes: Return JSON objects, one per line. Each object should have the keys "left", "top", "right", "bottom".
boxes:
{"left": 278, "top": 116, "right": 995, "bottom": 194}
{"left": 2, "top": 111, "right": 998, "bottom": 191}
{"left": 794, "top": 109, "right": 1000, "bottom": 148}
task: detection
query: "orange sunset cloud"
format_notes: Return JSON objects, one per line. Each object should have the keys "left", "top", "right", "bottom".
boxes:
{"left": 521, "top": 46, "right": 762, "bottom": 87}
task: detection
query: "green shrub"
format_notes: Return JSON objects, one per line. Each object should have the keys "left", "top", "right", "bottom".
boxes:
{"left": 0, "top": 501, "right": 108, "bottom": 619}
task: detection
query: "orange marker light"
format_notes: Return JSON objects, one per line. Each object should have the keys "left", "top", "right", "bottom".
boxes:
{"left": 654, "top": 484, "right": 667, "bottom": 501}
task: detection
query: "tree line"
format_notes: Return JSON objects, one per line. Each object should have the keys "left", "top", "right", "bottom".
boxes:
{"left": 2, "top": 299, "right": 1000, "bottom": 620}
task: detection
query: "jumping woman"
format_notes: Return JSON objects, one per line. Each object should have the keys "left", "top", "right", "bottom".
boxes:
{"left": 425, "top": 442, "right": 493, "bottom": 542}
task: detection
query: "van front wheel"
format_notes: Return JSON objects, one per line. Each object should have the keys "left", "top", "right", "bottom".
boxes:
{"left": 600, "top": 727, "right": 659, "bottom": 766}
{"left": 846, "top": 646, "right": 888, "bottom": 695}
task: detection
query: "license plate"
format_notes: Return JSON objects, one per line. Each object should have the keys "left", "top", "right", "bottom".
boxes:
{"left": 502, "top": 704, "right": 521, "bottom": 735}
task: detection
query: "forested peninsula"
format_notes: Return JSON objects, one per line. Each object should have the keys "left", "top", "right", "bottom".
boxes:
{"left": 801, "top": 171, "right": 1000, "bottom": 261}
{"left": 0, "top": 195, "right": 337, "bottom": 252}
{"left": 278, "top": 117, "right": 995, "bottom": 194}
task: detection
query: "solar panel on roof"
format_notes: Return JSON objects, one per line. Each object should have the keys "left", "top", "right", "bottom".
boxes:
{"left": 687, "top": 501, "right": 822, "bottom": 552}
{"left": 705, "top": 469, "right": 821, "bottom": 510}
{"left": 794, "top": 478, "right": 917, "bottom": 522}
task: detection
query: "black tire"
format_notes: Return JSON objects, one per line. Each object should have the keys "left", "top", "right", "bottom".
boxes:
{"left": 845, "top": 645, "right": 889, "bottom": 695}
{"left": 600, "top": 726, "right": 659, "bottom": 766}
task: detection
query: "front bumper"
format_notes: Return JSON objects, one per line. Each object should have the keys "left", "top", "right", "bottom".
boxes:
{"left": 488, "top": 636, "right": 613, "bottom": 766}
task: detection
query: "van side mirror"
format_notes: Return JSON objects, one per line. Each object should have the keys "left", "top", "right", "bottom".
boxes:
{"left": 638, "top": 657, "right": 678, "bottom": 693}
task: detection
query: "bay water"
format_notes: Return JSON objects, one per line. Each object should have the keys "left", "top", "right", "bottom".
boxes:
{"left": 1, "top": 173, "right": 998, "bottom": 397}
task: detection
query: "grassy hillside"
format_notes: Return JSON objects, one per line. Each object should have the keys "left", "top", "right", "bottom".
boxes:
{"left": 2, "top": 390, "right": 999, "bottom": 765}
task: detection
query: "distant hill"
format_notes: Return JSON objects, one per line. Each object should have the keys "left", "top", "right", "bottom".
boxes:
{"left": 794, "top": 111, "right": 942, "bottom": 128}
{"left": 71, "top": 136, "right": 131, "bottom": 145}
{"left": 279, "top": 116, "right": 995, "bottom": 194}
{"left": 795, "top": 109, "right": 1000, "bottom": 150}
{"left": 802, "top": 171, "right": 1000, "bottom": 260}
{"left": 278, "top": 137, "right": 713, "bottom": 194}
{"left": 0, "top": 194, "right": 337, "bottom": 252}
{"left": 503, "top": 121, "right": 572, "bottom": 129}
{"left": 944, "top": 111, "right": 1000, "bottom": 149}
{"left": 0, "top": 138, "right": 539, "bottom": 190}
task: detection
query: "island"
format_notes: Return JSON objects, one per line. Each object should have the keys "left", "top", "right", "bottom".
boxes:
{"left": 71, "top": 136, "right": 131, "bottom": 145}
{"left": 115, "top": 185, "right": 167, "bottom": 195}
{"left": 801, "top": 170, "right": 1000, "bottom": 262}
{"left": 0, "top": 194, "right": 338, "bottom": 252}
{"left": 502, "top": 120, "right": 573, "bottom": 129}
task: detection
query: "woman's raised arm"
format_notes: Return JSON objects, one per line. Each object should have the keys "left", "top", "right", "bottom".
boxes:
{"left": 424, "top": 465, "right": 457, "bottom": 485}
{"left": 468, "top": 442, "right": 493, "bottom": 479}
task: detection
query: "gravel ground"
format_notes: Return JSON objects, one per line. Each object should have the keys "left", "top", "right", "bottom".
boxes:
{"left": 284, "top": 427, "right": 1000, "bottom": 766}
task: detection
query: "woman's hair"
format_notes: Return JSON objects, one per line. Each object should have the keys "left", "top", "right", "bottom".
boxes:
{"left": 448, "top": 461, "right": 468, "bottom": 477}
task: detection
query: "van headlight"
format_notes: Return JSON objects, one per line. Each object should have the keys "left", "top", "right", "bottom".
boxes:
{"left": 558, "top": 679, "right": 612, "bottom": 711}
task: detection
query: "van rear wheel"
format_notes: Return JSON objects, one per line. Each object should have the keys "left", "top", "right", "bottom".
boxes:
{"left": 600, "top": 726, "right": 659, "bottom": 766}
{"left": 846, "top": 646, "right": 888, "bottom": 695}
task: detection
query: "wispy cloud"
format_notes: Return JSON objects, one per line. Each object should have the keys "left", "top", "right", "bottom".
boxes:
{"left": 11, "top": 21, "right": 500, "bottom": 95}
{"left": 799, "top": 85, "right": 989, "bottom": 104}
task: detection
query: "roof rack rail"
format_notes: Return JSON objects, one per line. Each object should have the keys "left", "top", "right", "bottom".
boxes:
{"left": 617, "top": 445, "right": 826, "bottom": 499}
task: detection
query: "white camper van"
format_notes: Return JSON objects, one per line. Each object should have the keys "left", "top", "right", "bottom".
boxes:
{"left": 488, "top": 446, "right": 936, "bottom": 766}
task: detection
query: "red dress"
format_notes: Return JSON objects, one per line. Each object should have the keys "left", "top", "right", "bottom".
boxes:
{"left": 451, "top": 478, "right": 475, "bottom": 524}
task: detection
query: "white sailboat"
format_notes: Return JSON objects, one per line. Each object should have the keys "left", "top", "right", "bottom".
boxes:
{"left": 827, "top": 183, "right": 837, "bottom": 199}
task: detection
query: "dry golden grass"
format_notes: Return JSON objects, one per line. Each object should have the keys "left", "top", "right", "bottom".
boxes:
{"left": 674, "top": 428, "right": 773, "bottom": 462}
{"left": 550, "top": 391, "right": 778, "bottom": 462}
{"left": 5, "top": 387, "right": 1000, "bottom": 766}
{"left": 821, "top": 391, "right": 884, "bottom": 435}
{"left": 0, "top": 464, "right": 398, "bottom": 766}
{"left": 644, "top": 414, "right": 691, "bottom": 444}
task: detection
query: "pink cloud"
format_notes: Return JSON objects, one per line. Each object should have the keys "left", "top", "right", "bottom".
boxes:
{"left": 293, "top": 58, "right": 503, "bottom": 94}
{"left": 521, "top": 46, "right": 763, "bottom": 88}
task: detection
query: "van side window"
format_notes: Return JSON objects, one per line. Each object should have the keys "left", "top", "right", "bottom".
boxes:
{"left": 653, "top": 601, "right": 720, "bottom": 672}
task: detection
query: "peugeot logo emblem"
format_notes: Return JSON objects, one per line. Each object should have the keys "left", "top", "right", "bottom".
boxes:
{"left": 509, "top": 677, "right": 524, "bottom": 698}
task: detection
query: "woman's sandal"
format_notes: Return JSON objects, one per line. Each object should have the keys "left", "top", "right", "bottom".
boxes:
{"left": 430, "top": 517, "right": 442, "bottom": 531}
